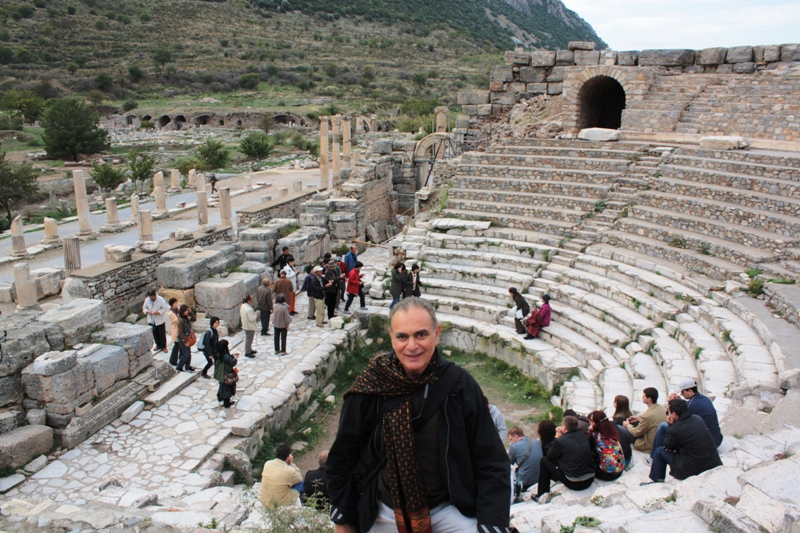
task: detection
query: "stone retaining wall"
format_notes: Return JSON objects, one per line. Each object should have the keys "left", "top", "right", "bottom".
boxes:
{"left": 236, "top": 188, "right": 320, "bottom": 226}
{"left": 661, "top": 164, "right": 800, "bottom": 195}
{"left": 651, "top": 178, "right": 800, "bottom": 217}
{"left": 72, "top": 227, "right": 235, "bottom": 322}
{"left": 674, "top": 147, "right": 800, "bottom": 170}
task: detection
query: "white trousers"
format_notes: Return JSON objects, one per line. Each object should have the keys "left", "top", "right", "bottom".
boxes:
{"left": 369, "top": 501, "right": 477, "bottom": 533}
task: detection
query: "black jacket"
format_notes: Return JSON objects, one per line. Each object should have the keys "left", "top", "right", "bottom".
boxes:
{"left": 324, "top": 269, "right": 338, "bottom": 294}
{"left": 271, "top": 253, "right": 290, "bottom": 271}
{"left": 201, "top": 328, "right": 219, "bottom": 358}
{"left": 327, "top": 353, "right": 511, "bottom": 532}
{"left": 547, "top": 429, "right": 595, "bottom": 481}
{"left": 307, "top": 274, "right": 325, "bottom": 300}
{"left": 663, "top": 413, "right": 722, "bottom": 480}
{"left": 513, "top": 293, "right": 530, "bottom": 317}
{"left": 303, "top": 466, "right": 329, "bottom": 509}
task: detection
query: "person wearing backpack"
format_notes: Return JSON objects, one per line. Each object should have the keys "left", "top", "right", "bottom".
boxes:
{"left": 588, "top": 411, "right": 625, "bottom": 481}
{"left": 199, "top": 317, "right": 220, "bottom": 379}
{"left": 508, "top": 426, "right": 543, "bottom": 501}
{"left": 176, "top": 305, "right": 196, "bottom": 373}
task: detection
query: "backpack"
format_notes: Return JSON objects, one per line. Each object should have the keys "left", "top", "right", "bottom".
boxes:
{"left": 197, "top": 329, "right": 211, "bottom": 352}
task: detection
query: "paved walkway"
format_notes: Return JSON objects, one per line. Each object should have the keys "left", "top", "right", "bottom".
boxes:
{"left": 8, "top": 298, "right": 348, "bottom": 506}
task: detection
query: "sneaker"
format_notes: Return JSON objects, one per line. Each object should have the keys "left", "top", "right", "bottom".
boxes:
{"left": 245, "top": 354, "right": 256, "bottom": 358}
{"left": 643, "top": 457, "right": 653, "bottom": 466}
{"left": 251, "top": 350, "right": 258, "bottom": 354}
{"left": 201, "top": 373, "right": 210, "bottom": 379}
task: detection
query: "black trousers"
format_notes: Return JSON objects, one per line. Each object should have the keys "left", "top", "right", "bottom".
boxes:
{"left": 514, "top": 317, "right": 526, "bottom": 334}
{"left": 202, "top": 353, "right": 213, "bottom": 376}
{"left": 260, "top": 310, "right": 271, "bottom": 335}
{"left": 274, "top": 327, "right": 287, "bottom": 352}
{"left": 151, "top": 323, "right": 167, "bottom": 350}
{"left": 537, "top": 456, "right": 594, "bottom": 496}
{"left": 169, "top": 342, "right": 181, "bottom": 366}
{"left": 325, "top": 292, "right": 338, "bottom": 318}
{"left": 344, "top": 289, "right": 365, "bottom": 311}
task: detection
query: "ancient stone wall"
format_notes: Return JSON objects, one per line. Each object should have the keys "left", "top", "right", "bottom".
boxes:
{"left": 340, "top": 155, "right": 398, "bottom": 230}
{"left": 236, "top": 188, "right": 320, "bottom": 226}
{"left": 71, "top": 227, "right": 235, "bottom": 322}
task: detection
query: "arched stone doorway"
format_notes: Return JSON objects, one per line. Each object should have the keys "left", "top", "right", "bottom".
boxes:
{"left": 157, "top": 115, "right": 171, "bottom": 128}
{"left": 174, "top": 115, "right": 186, "bottom": 130}
{"left": 576, "top": 75, "right": 626, "bottom": 130}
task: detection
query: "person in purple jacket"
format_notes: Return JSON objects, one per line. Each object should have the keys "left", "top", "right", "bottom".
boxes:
{"left": 524, "top": 294, "right": 551, "bottom": 339}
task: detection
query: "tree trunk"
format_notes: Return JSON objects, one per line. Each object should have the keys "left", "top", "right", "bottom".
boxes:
{"left": 5, "top": 200, "right": 12, "bottom": 225}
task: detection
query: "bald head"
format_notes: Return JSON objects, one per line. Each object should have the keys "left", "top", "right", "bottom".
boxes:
{"left": 318, "top": 451, "right": 328, "bottom": 468}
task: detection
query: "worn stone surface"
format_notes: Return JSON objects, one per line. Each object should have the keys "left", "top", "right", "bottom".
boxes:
{"left": 195, "top": 277, "right": 246, "bottom": 311}
{"left": 529, "top": 51, "right": 556, "bottom": 67}
{"left": 39, "top": 298, "right": 107, "bottom": 347}
{"left": 699, "top": 136, "right": 749, "bottom": 150}
{"left": 0, "top": 311, "right": 62, "bottom": 378}
{"left": 0, "top": 375, "right": 23, "bottom": 407}
{"left": 639, "top": 49, "right": 695, "bottom": 66}
{"left": 698, "top": 47, "right": 727, "bottom": 65}
{"left": 81, "top": 345, "right": 129, "bottom": 395}
{"left": 726, "top": 45, "right": 754, "bottom": 63}
{"left": 0, "top": 425, "right": 53, "bottom": 468}
{"left": 60, "top": 278, "right": 91, "bottom": 303}
{"left": 578, "top": 128, "right": 622, "bottom": 142}
{"left": 32, "top": 350, "right": 77, "bottom": 376}
{"left": 91, "top": 322, "right": 152, "bottom": 360}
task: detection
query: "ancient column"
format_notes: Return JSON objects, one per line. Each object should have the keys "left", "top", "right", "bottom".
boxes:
{"left": 331, "top": 115, "right": 342, "bottom": 180}
{"left": 73, "top": 170, "right": 93, "bottom": 237}
{"left": 219, "top": 188, "right": 232, "bottom": 227}
{"left": 13, "top": 263, "right": 39, "bottom": 310}
{"left": 138, "top": 210, "right": 154, "bottom": 242}
{"left": 153, "top": 172, "right": 168, "bottom": 216}
{"left": 353, "top": 148, "right": 361, "bottom": 164}
{"left": 10, "top": 215, "right": 26, "bottom": 256}
{"left": 187, "top": 169, "right": 197, "bottom": 188}
{"left": 63, "top": 236, "right": 81, "bottom": 274}
{"left": 319, "top": 116, "right": 329, "bottom": 187}
{"left": 197, "top": 172, "right": 206, "bottom": 193}
{"left": 342, "top": 116, "right": 352, "bottom": 168}
{"left": 435, "top": 106, "right": 449, "bottom": 133}
{"left": 197, "top": 190, "right": 208, "bottom": 226}
{"left": 169, "top": 169, "right": 182, "bottom": 193}
{"left": 129, "top": 194, "right": 139, "bottom": 223}
{"left": 356, "top": 116, "right": 364, "bottom": 133}
{"left": 41, "top": 217, "right": 61, "bottom": 245}
{"left": 293, "top": 181, "right": 302, "bottom": 193}
{"left": 244, "top": 175, "right": 252, "bottom": 190}
{"left": 370, "top": 115, "right": 377, "bottom": 133}
{"left": 100, "top": 198, "right": 121, "bottom": 232}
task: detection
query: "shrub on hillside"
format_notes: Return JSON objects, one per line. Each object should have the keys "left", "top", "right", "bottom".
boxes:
{"left": 90, "top": 161, "right": 126, "bottom": 192}
{"left": 197, "top": 139, "right": 230, "bottom": 170}
{"left": 239, "top": 133, "right": 273, "bottom": 161}
{"left": 239, "top": 72, "right": 259, "bottom": 89}
{"left": 40, "top": 98, "right": 109, "bottom": 161}
{"left": 121, "top": 100, "right": 138, "bottom": 112}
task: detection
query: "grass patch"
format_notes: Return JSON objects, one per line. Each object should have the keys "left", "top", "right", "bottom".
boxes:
{"left": 747, "top": 279, "right": 764, "bottom": 298}
{"left": 745, "top": 268, "right": 762, "bottom": 279}
{"left": 278, "top": 223, "right": 300, "bottom": 239}
{"left": 767, "top": 277, "right": 796, "bottom": 285}
{"left": 561, "top": 516, "right": 601, "bottom": 533}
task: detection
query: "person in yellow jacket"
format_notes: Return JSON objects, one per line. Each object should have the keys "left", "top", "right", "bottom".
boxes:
{"left": 260, "top": 443, "right": 304, "bottom": 509}
{"left": 623, "top": 387, "right": 667, "bottom": 453}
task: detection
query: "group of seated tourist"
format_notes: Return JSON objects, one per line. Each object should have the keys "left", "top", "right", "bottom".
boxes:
{"left": 506, "top": 378, "right": 723, "bottom": 501}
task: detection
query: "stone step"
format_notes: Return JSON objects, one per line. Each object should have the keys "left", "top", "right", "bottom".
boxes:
{"left": 674, "top": 146, "right": 800, "bottom": 171}
{"left": 474, "top": 226, "right": 566, "bottom": 248}
{"left": 420, "top": 247, "right": 546, "bottom": 274}
{"left": 660, "top": 163, "right": 800, "bottom": 197}
{"left": 450, "top": 175, "right": 612, "bottom": 196}
{"left": 449, "top": 188, "right": 601, "bottom": 211}
{"left": 497, "top": 137, "right": 651, "bottom": 151}
{"left": 424, "top": 231, "right": 557, "bottom": 261}
{"left": 461, "top": 152, "right": 630, "bottom": 172}
{"left": 422, "top": 262, "right": 535, "bottom": 289}
{"left": 629, "top": 351, "right": 668, "bottom": 411}
{"left": 422, "top": 278, "right": 520, "bottom": 308}
{"left": 674, "top": 320, "right": 738, "bottom": 399}
{"left": 543, "top": 299, "right": 631, "bottom": 351}
{"left": 456, "top": 163, "right": 619, "bottom": 183}
{"left": 650, "top": 328, "right": 703, "bottom": 390}
{"left": 666, "top": 154, "right": 800, "bottom": 183}
{"left": 145, "top": 370, "right": 200, "bottom": 408}
{"left": 551, "top": 256, "right": 573, "bottom": 267}
{"left": 559, "top": 379, "right": 602, "bottom": 413}
{"left": 486, "top": 145, "right": 642, "bottom": 160}
{"left": 441, "top": 208, "right": 579, "bottom": 235}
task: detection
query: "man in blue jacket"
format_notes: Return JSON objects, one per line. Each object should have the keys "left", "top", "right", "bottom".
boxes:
{"left": 343, "top": 244, "right": 358, "bottom": 274}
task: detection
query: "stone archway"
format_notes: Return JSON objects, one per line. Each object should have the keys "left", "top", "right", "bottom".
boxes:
{"left": 414, "top": 133, "right": 453, "bottom": 190}
{"left": 576, "top": 75, "right": 626, "bottom": 130}
{"left": 562, "top": 66, "right": 649, "bottom": 133}
{"left": 157, "top": 115, "right": 171, "bottom": 128}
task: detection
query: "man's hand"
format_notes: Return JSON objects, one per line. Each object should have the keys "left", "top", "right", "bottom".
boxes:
{"left": 555, "top": 426, "right": 565, "bottom": 438}
{"left": 286, "top": 453, "right": 294, "bottom": 465}
{"left": 334, "top": 526, "right": 356, "bottom": 533}
{"left": 628, "top": 415, "right": 640, "bottom": 424}
{"left": 668, "top": 391, "right": 680, "bottom": 401}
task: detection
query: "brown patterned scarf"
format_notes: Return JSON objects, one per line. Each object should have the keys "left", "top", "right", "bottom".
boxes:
{"left": 347, "top": 353, "right": 439, "bottom": 533}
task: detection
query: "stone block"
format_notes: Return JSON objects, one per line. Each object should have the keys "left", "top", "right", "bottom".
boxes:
{"left": 764, "top": 44, "right": 781, "bottom": 62}
{"left": 81, "top": 344, "right": 129, "bottom": 394}
{"left": 32, "top": 350, "right": 77, "bottom": 376}
{"left": 30, "top": 268, "right": 65, "bottom": 300}
{"left": 698, "top": 47, "right": 727, "bottom": 65}
{"left": 545, "top": 67, "right": 565, "bottom": 82}
{"left": 26, "top": 408, "right": 46, "bottom": 425}
{"left": 60, "top": 278, "right": 91, "bottom": 303}
{"left": 0, "top": 425, "right": 54, "bottom": 468}
{"left": 716, "top": 63, "right": 734, "bottom": 73}
{"left": 733, "top": 62, "right": 755, "bottom": 73}
{"left": 555, "top": 50, "right": 574, "bottom": 65}
{"left": 24, "top": 454, "right": 47, "bottom": 473}
{"left": 172, "top": 228, "right": 194, "bottom": 241}
{"left": 639, "top": 49, "right": 696, "bottom": 66}
{"left": 529, "top": 50, "right": 556, "bottom": 67}
{"left": 726, "top": 45, "right": 753, "bottom": 63}
{"left": 370, "top": 139, "right": 392, "bottom": 155}
{"left": 238, "top": 261, "right": 269, "bottom": 275}
{"left": 39, "top": 298, "right": 107, "bottom": 347}
{"left": 781, "top": 43, "right": 800, "bottom": 61}
{"left": 0, "top": 474, "right": 25, "bottom": 493}
{"left": 753, "top": 46, "right": 765, "bottom": 63}
{"left": 299, "top": 213, "right": 328, "bottom": 226}
{"left": 568, "top": 41, "right": 595, "bottom": 51}
{"left": 508, "top": 82, "right": 526, "bottom": 93}
{"left": 129, "top": 350, "right": 153, "bottom": 378}
{"left": 518, "top": 67, "right": 547, "bottom": 83}
{"left": 223, "top": 411, "right": 267, "bottom": 437}
{"left": 490, "top": 91, "right": 516, "bottom": 105}
{"left": 504, "top": 50, "right": 530, "bottom": 66}
{"left": 195, "top": 277, "right": 245, "bottom": 310}
{"left": 0, "top": 311, "right": 62, "bottom": 378}
{"left": 0, "top": 282, "right": 11, "bottom": 303}
{"left": 227, "top": 272, "right": 260, "bottom": 301}
{"left": 0, "top": 409, "right": 22, "bottom": 434}
{"left": 617, "top": 51, "right": 639, "bottom": 66}
{"left": 278, "top": 226, "right": 329, "bottom": 266}
{"left": 158, "top": 288, "right": 196, "bottom": 310}
{"left": 489, "top": 81, "right": 503, "bottom": 91}
{"left": 21, "top": 358, "right": 94, "bottom": 403}
{"left": 489, "top": 66, "right": 514, "bottom": 83}
{"left": 239, "top": 227, "right": 279, "bottom": 253}
{"left": 120, "top": 401, "right": 144, "bottom": 423}
{"left": 91, "top": 322, "right": 152, "bottom": 360}
{"left": 103, "top": 245, "right": 134, "bottom": 262}
{"left": 476, "top": 104, "right": 492, "bottom": 116}
{"left": 699, "top": 136, "right": 750, "bottom": 150}
{"left": 574, "top": 50, "right": 600, "bottom": 65}
{"left": 578, "top": 128, "right": 621, "bottom": 142}
{"left": 0, "top": 375, "right": 22, "bottom": 407}
{"left": 456, "top": 90, "right": 490, "bottom": 105}
{"left": 547, "top": 82, "right": 563, "bottom": 95}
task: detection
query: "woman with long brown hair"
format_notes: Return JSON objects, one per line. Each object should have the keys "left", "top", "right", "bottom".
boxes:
{"left": 612, "top": 395, "right": 633, "bottom": 425}
{"left": 588, "top": 410, "right": 625, "bottom": 481}
{"left": 176, "top": 304, "right": 195, "bottom": 372}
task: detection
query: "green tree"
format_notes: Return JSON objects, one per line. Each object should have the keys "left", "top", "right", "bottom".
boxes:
{"left": 239, "top": 133, "right": 273, "bottom": 161}
{"left": 197, "top": 139, "right": 230, "bottom": 170}
{"left": 86, "top": 90, "right": 105, "bottom": 108}
{"left": 411, "top": 72, "right": 427, "bottom": 88}
{"left": 65, "top": 62, "right": 78, "bottom": 74}
{"left": 0, "top": 150, "right": 39, "bottom": 225}
{"left": 95, "top": 73, "right": 113, "bottom": 92}
{"left": 128, "top": 149, "right": 155, "bottom": 192}
{"left": 0, "top": 90, "right": 46, "bottom": 122}
{"left": 239, "top": 73, "right": 259, "bottom": 89}
{"left": 174, "top": 157, "right": 199, "bottom": 178}
{"left": 90, "top": 161, "right": 125, "bottom": 192}
{"left": 152, "top": 47, "right": 172, "bottom": 74}
{"left": 40, "top": 98, "right": 109, "bottom": 162}
{"left": 128, "top": 65, "right": 143, "bottom": 82}
{"left": 260, "top": 114, "right": 274, "bottom": 134}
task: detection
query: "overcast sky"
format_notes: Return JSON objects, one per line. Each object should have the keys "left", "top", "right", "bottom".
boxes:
{"left": 560, "top": 0, "right": 800, "bottom": 50}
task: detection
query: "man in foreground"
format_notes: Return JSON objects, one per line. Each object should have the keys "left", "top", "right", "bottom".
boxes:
{"left": 327, "top": 298, "right": 511, "bottom": 533}
{"left": 260, "top": 443, "right": 304, "bottom": 509}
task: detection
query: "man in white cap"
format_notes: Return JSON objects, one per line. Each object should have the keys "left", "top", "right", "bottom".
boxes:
{"left": 646, "top": 377, "right": 721, "bottom": 466}
{"left": 308, "top": 266, "right": 327, "bottom": 328}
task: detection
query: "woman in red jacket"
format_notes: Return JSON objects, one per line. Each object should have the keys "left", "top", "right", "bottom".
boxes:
{"left": 525, "top": 294, "right": 551, "bottom": 339}
{"left": 344, "top": 261, "right": 366, "bottom": 312}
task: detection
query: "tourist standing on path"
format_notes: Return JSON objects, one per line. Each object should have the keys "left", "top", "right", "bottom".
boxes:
{"left": 401, "top": 263, "right": 414, "bottom": 299}
{"left": 240, "top": 294, "right": 257, "bottom": 358}
{"left": 199, "top": 316, "right": 220, "bottom": 379}
{"left": 167, "top": 298, "right": 180, "bottom": 366}
{"left": 272, "top": 270, "right": 294, "bottom": 317}
{"left": 281, "top": 256, "right": 299, "bottom": 315}
{"left": 343, "top": 245, "right": 358, "bottom": 274}
{"left": 388, "top": 262, "right": 404, "bottom": 309}
{"left": 209, "top": 173, "right": 218, "bottom": 195}
{"left": 535, "top": 416, "right": 596, "bottom": 500}
{"left": 623, "top": 387, "right": 667, "bottom": 454}
{"left": 299, "top": 265, "right": 316, "bottom": 320}
{"left": 335, "top": 256, "right": 347, "bottom": 304}
{"left": 645, "top": 398, "right": 722, "bottom": 484}
{"left": 272, "top": 293, "right": 292, "bottom": 355}
{"left": 588, "top": 411, "right": 625, "bottom": 481}
{"left": 524, "top": 294, "right": 551, "bottom": 339}
{"left": 327, "top": 297, "right": 511, "bottom": 533}
{"left": 344, "top": 261, "right": 366, "bottom": 312}
{"left": 271, "top": 246, "right": 291, "bottom": 273}
{"left": 410, "top": 263, "right": 423, "bottom": 297}
{"left": 256, "top": 278, "right": 274, "bottom": 336}
{"left": 508, "top": 287, "right": 530, "bottom": 335}
{"left": 324, "top": 261, "right": 339, "bottom": 319}
{"left": 309, "top": 266, "right": 327, "bottom": 327}
{"left": 214, "top": 339, "right": 238, "bottom": 408}
{"left": 176, "top": 304, "right": 195, "bottom": 372}
{"left": 143, "top": 289, "right": 170, "bottom": 352}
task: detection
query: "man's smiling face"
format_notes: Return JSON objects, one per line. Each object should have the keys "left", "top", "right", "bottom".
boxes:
{"left": 389, "top": 307, "right": 441, "bottom": 378}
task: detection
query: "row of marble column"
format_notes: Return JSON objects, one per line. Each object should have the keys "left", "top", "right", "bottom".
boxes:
{"left": 319, "top": 114, "right": 368, "bottom": 189}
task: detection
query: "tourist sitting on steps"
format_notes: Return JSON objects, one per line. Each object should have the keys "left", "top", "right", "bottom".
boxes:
{"left": 524, "top": 294, "right": 551, "bottom": 339}
{"left": 537, "top": 419, "right": 557, "bottom": 456}
{"left": 302, "top": 451, "right": 330, "bottom": 510}
{"left": 644, "top": 398, "right": 722, "bottom": 485}
{"left": 213, "top": 339, "right": 238, "bottom": 408}
{"left": 260, "top": 443, "right": 304, "bottom": 509}
{"left": 509, "top": 287, "right": 530, "bottom": 335}
{"left": 588, "top": 411, "right": 625, "bottom": 481}
{"left": 623, "top": 387, "right": 667, "bottom": 453}
{"left": 535, "top": 415, "right": 596, "bottom": 500}
{"left": 509, "top": 426, "right": 543, "bottom": 500}
{"left": 564, "top": 409, "right": 591, "bottom": 434}
{"left": 612, "top": 395, "right": 636, "bottom": 467}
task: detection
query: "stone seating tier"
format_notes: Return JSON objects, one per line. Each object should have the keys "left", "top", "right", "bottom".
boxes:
{"left": 441, "top": 207, "right": 579, "bottom": 235}
{"left": 486, "top": 145, "right": 643, "bottom": 160}
{"left": 449, "top": 188, "right": 601, "bottom": 211}
{"left": 455, "top": 163, "right": 620, "bottom": 182}
{"left": 460, "top": 152, "right": 630, "bottom": 172}
{"left": 449, "top": 176, "right": 611, "bottom": 197}
{"left": 661, "top": 161, "right": 800, "bottom": 192}
{"left": 675, "top": 146, "right": 800, "bottom": 170}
